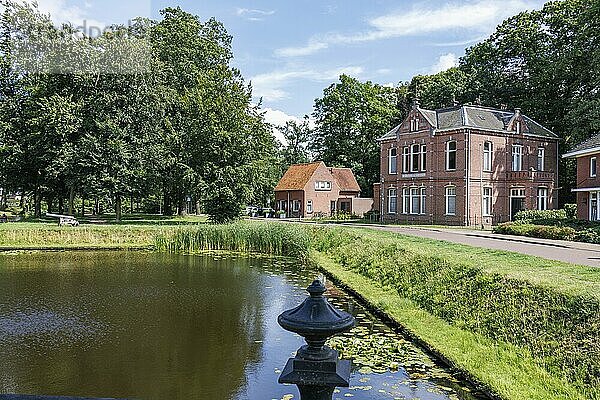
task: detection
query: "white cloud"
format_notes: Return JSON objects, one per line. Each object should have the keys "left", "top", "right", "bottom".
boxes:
{"left": 276, "top": 0, "right": 542, "bottom": 57}
{"left": 35, "top": 0, "right": 106, "bottom": 31}
{"left": 376, "top": 68, "right": 392, "bottom": 75}
{"left": 236, "top": 7, "right": 275, "bottom": 21}
{"left": 250, "top": 66, "right": 364, "bottom": 102}
{"left": 261, "top": 108, "right": 301, "bottom": 144}
{"left": 431, "top": 53, "right": 458, "bottom": 74}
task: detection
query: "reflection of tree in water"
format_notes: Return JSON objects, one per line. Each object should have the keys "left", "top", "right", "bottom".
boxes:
{"left": 0, "top": 252, "right": 267, "bottom": 400}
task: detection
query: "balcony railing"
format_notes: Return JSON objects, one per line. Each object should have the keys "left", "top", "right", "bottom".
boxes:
{"left": 506, "top": 170, "right": 555, "bottom": 181}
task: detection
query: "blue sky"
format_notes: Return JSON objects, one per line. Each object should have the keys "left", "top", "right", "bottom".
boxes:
{"left": 33, "top": 0, "right": 547, "bottom": 137}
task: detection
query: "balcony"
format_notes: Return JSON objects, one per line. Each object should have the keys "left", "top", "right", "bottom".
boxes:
{"left": 506, "top": 170, "right": 555, "bottom": 182}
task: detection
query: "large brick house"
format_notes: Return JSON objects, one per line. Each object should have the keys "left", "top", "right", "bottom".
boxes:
{"left": 563, "top": 134, "right": 600, "bottom": 221}
{"left": 274, "top": 162, "right": 373, "bottom": 218}
{"left": 373, "top": 102, "right": 559, "bottom": 226}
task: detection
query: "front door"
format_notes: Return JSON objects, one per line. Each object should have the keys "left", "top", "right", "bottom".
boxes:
{"left": 590, "top": 192, "right": 598, "bottom": 221}
{"left": 510, "top": 188, "right": 526, "bottom": 220}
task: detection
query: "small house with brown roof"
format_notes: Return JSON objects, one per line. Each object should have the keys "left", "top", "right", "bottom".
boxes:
{"left": 274, "top": 162, "right": 373, "bottom": 218}
{"left": 563, "top": 133, "right": 600, "bottom": 221}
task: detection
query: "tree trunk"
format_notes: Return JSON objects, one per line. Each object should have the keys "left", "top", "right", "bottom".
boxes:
{"left": 130, "top": 195, "right": 134, "bottom": 215}
{"left": 46, "top": 196, "right": 54, "bottom": 214}
{"left": 58, "top": 197, "right": 64, "bottom": 214}
{"left": 94, "top": 198, "right": 99, "bottom": 216}
{"left": 34, "top": 189, "right": 42, "bottom": 218}
{"left": 162, "top": 192, "right": 174, "bottom": 216}
{"left": 81, "top": 196, "right": 85, "bottom": 217}
{"left": 115, "top": 196, "right": 122, "bottom": 222}
{"left": 68, "top": 188, "right": 75, "bottom": 216}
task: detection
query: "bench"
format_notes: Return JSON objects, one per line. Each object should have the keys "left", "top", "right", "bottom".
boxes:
{"left": 46, "top": 213, "right": 80, "bottom": 227}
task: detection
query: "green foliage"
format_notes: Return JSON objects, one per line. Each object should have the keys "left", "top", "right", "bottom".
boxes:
{"left": 565, "top": 204, "right": 578, "bottom": 219}
{"left": 311, "top": 75, "right": 403, "bottom": 197}
{"left": 310, "top": 227, "right": 599, "bottom": 397}
{"left": 155, "top": 221, "right": 311, "bottom": 260}
{"left": 514, "top": 209, "right": 568, "bottom": 224}
{"left": 494, "top": 222, "right": 577, "bottom": 241}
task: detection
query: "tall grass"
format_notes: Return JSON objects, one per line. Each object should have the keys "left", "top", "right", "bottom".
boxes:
{"left": 310, "top": 226, "right": 600, "bottom": 399}
{"left": 154, "top": 221, "right": 311, "bottom": 260}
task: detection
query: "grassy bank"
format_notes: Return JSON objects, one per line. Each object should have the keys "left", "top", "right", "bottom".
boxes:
{"left": 2, "top": 221, "right": 598, "bottom": 399}
{"left": 156, "top": 223, "right": 599, "bottom": 400}
{"left": 0, "top": 222, "right": 164, "bottom": 249}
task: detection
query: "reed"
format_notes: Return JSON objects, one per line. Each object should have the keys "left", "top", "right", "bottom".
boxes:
{"left": 154, "top": 221, "right": 311, "bottom": 260}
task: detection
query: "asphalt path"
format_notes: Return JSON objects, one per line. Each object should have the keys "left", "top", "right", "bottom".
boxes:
{"left": 343, "top": 223, "right": 600, "bottom": 268}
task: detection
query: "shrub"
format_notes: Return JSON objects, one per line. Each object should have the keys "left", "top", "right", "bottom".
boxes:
{"left": 494, "top": 222, "right": 577, "bottom": 241}
{"left": 514, "top": 209, "right": 567, "bottom": 225}
{"left": 564, "top": 204, "right": 578, "bottom": 220}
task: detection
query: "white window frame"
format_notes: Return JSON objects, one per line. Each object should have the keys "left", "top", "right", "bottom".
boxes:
{"left": 482, "top": 186, "right": 493, "bottom": 216}
{"left": 402, "top": 188, "right": 410, "bottom": 214}
{"left": 537, "top": 147, "right": 545, "bottom": 171}
{"left": 590, "top": 192, "right": 599, "bottom": 221}
{"left": 537, "top": 187, "right": 548, "bottom": 211}
{"left": 315, "top": 181, "right": 332, "bottom": 191}
{"left": 388, "top": 188, "right": 398, "bottom": 214}
{"left": 420, "top": 145, "right": 427, "bottom": 172}
{"left": 292, "top": 200, "right": 300, "bottom": 212}
{"left": 420, "top": 187, "right": 426, "bottom": 215}
{"left": 389, "top": 147, "right": 398, "bottom": 174}
{"left": 402, "top": 147, "right": 410, "bottom": 173}
{"left": 591, "top": 157, "right": 597, "bottom": 178}
{"left": 411, "top": 144, "right": 420, "bottom": 172}
{"left": 446, "top": 141, "right": 457, "bottom": 171}
{"left": 483, "top": 141, "right": 493, "bottom": 172}
{"left": 307, "top": 200, "right": 313, "bottom": 214}
{"left": 512, "top": 144, "right": 523, "bottom": 172}
{"left": 410, "top": 187, "right": 420, "bottom": 215}
{"left": 445, "top": 186, "right": 456, "bottom": 216}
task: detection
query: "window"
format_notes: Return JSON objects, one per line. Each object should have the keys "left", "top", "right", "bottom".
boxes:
{"left": 537, "top": 188, "right": 548, "bottom": 211}
{"left": 411, "top": 144, "right": 420, "bottom": 172}
{"left": 483, "top": 141, "right": 493, "bottom": 172}
{"left": 307, "top": 200, "right": 313, "bottom": 214}
{"left": 516, "top": 121, "right": 522, "bottom": 134}
{"left": 446, "top": 186, "right": 457, "bottom": 215}
{"left": 421, "top": 145, "right": 427, "bottom": 171}
{"left": 591, "top": 157, "right": 597, "bottom": 178}
{"left": 537, "top": 148, "right": 545, "bottom": 171}
{"left": 315, "top": 181, "right": 332, "bottom": 191}
{"left": 411, "top": 188, "right": 420, "bottom": 214}
{"left": 512, "top": 145, "right": 523, "bottom": 171}
{"left": 483, "top": 187, "right": 492, "bottom": 216}
{"left": 389, "top": 148, "right": 398, "bottom": 174}
{"left": 446, "top": 141, "right": 457, "bottom": 170}
{"left": 410, "top": 118, "right": 420, "bottom": 132}
{"left": 292, "top": 200, "right": 300, "bottom": 212}
{"left": 402, "top": 188, "right": 410, "bottom": 214}
{"left": 278, "top": 200, "right": 287, "bottom": 211}
{"left": 420, "top": 188, "right": 426, "bottom": 215}
{"left": 591, "top": 192, "right": 598, "bottom": 221}
{"left": 330, "top": 201, "right": 336, "bottom": 212}
{"left": 388, "top": 189, "right": 397, "bottom": 214}
{"left": 403, "top": 147, "right": 410, "bottom": 173}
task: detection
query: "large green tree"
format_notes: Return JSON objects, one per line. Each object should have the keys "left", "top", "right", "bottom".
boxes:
{"left": 311, "top": 75, "right": 402, "bottom": 197}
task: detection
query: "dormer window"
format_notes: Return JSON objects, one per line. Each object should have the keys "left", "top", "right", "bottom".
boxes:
{"left": 516, "top": 121, "right": 522, "bottom": 134}
{"left": 409, "top": 118, "right": 420, "bottom": 132}
{"left": 315, "top": 181, "right": 332, "bottom": 191}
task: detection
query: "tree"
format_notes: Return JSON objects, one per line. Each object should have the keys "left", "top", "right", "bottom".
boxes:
{"left": 311, "top": 75, "right": 402, "bottom": 197}
{"left": 279, "top": 116, "right": 311, "bottom": 168}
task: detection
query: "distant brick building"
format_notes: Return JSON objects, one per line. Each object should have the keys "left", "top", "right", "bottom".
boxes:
{"left": 563, "top": 134, "right": 600, "bottom": 221}
{"left": 373, "top": 102, "right": 559, "bottom": 226}
{"left": 274, "top": 162, "right": 373, "bottom": 218}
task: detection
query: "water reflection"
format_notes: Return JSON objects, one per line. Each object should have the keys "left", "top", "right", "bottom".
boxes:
{"left": 0, "top": 252, "right": 488, "bottom": 400}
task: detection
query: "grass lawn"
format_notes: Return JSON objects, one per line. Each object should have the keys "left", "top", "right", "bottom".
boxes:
{"left": 331, "top": 227, "right": 599, "bottom": 301}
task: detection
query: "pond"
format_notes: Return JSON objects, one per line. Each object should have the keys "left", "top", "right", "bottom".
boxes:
{"left": 0, "top": 252, "right": 489, "bottom": 400}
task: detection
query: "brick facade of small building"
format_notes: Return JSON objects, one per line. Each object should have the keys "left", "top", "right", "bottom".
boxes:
{"left": 374, "top": 104, "right": 559, "bottom": 226}
{"left": 274, "top": 162, "right": 373, "bottom": 218}
{"left": 563, "top": 134, "right": 600, "bottom": 221}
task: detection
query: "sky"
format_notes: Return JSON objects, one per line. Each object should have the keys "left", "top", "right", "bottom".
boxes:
{"left": 30, "top": 0, "right": 547, "bottom": 140}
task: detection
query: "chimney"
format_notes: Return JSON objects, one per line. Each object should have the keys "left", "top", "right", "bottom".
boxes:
{"left": 412, "top": 98, "right": 420, "bottom": 110}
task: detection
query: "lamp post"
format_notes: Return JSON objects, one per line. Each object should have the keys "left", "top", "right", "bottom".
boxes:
{"left": 278, "top": 280, "right": 355, "bottom": 400}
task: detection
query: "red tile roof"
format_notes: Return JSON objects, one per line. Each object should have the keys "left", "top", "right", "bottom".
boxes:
{"left": 274, "top": 162, "right": 323, "bottom": 191}
{"left": 331, "top": 168, "right": 361, "bottom": 192}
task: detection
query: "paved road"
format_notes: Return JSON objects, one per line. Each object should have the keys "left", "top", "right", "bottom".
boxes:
{"left": 342, "top": 224, "right": 600, "bottom": 268}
